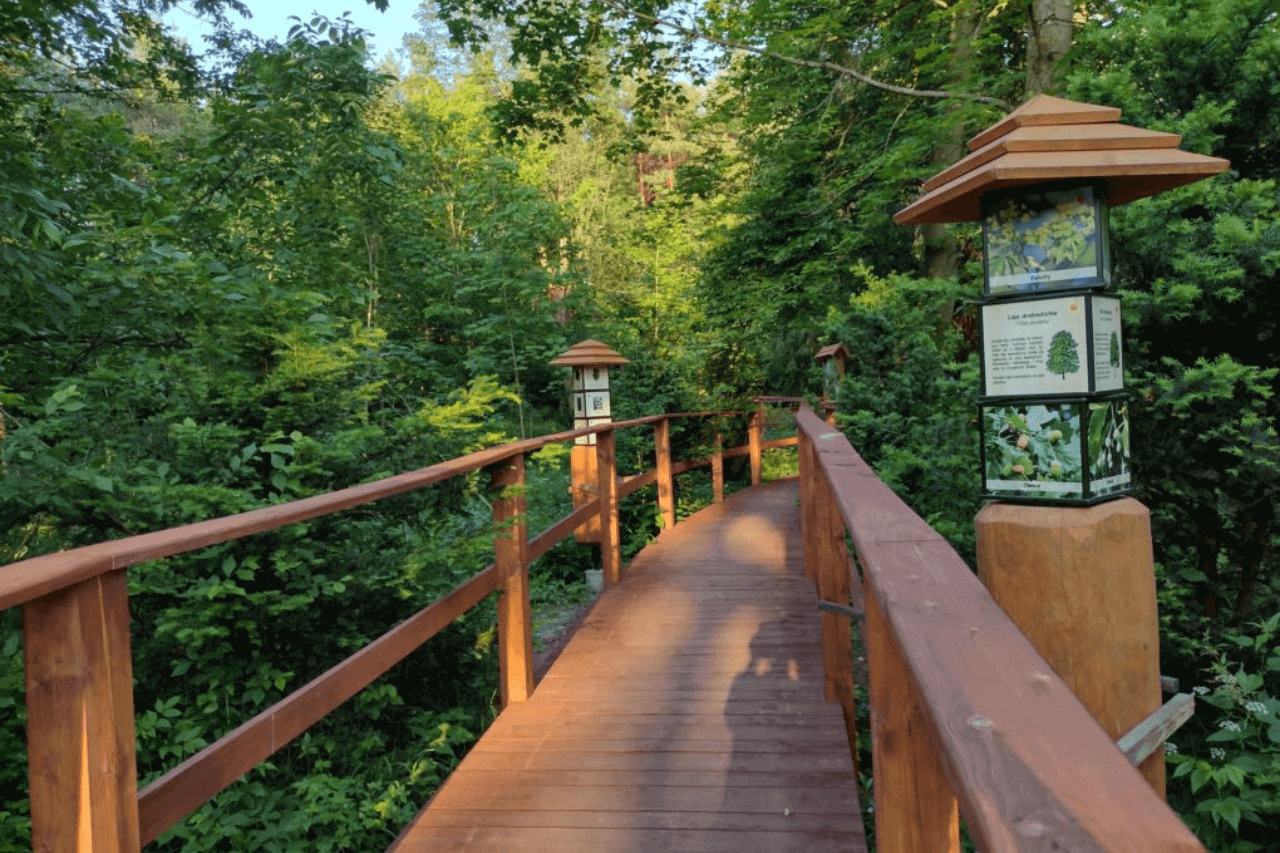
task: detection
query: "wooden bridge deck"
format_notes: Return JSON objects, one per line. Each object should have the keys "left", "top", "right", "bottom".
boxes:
{"left": 390, "top": 478, "right": 867, "bottom": 852}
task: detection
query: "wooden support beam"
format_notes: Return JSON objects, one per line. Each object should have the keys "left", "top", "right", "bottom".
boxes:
{"left": 25, "top": 570, "right": 140, "bottom": 853}
{"left": 748, "top": 406, "right": 763, "bottom": 486}
{"left": 1118, "top": 693, "right": 1195, "bottom": 767}
{"left": 865, "top": 586, "right": 960, "bottom": 853}
{"left": 596, "top": 428, "right": 622, "bottom": 587}
{"left": 798, "top": 432, "right": 817, "bottom": 584}
{"left": 711, "top": 432, "right": 724, "bottom": 504}
{"left": 492, "top": 454, "right": 533, "bottom": 707}
{"left": 654, "top": 418, "right": 675, "bottom": 532}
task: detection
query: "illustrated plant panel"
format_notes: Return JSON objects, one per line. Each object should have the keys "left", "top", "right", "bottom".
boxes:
{"left": 983, "top": 185, "right": 1109, "bottom": 295}
{"left": 982, "top": 397, "right": 1131, "bottom": 502}
{"left": 1087, "top": 398, "right": 1131, "bottom": 496}
{"left": 982, "top": 293, "right": 1122, "bottom": 398}
{"left": 983, "top": 402, "right": 1084, "bottom": 498}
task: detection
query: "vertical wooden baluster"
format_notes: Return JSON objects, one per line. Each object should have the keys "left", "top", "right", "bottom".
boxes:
{"left": 654, "top": 417, "right": 675, "bottom": 532}
{"left": 814, "top": 468, "right": 859, "bottom": 775}
{"left": 865, "top": 585, "right": 959, "bottom": 853}
{"left": 25, "top": 569, "right": 140, "bottom": 853}
{"left": 748, "top": 405, "right": 763, "bottom": 486}
{"left": 798, "top": 431, "right": 816, "bottom": 584}
{"left": 596, "top": 428, "right": 621, "bottom": 587}
{"left": 491, "top": 454, "right": 533, "bottom": 707}
{"left": 813, "top": 473, "right": 848, "bottom": 702}
{"left": 711, "top": 432, "right": 724, "bottom": 504}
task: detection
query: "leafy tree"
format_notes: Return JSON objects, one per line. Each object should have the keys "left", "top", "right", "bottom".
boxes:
{"left": 1046, "top": 330, "right": 1081, "bottom": 378}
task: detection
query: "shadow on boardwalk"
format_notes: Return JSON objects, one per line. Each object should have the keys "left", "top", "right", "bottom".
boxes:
{"left": 391, "top": 478, "right": 866, "bottom": 853}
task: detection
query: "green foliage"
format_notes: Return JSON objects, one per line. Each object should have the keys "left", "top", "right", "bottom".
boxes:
{"left": 1166, "top": 613, "right": 1280, "bottom": 851}
{"left": 826, "top": 269, "right": 982, "bottom": 559}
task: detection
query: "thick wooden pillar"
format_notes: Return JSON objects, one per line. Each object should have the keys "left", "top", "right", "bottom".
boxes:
{"left": 654, "top": 417, "right": 675, "bottom": 531}
{"left": 569, "top": 445, "right": 600, "bottom": 542}
{"left": 25, "top": 570, "right": 140, "bottom": 853}
{"left": 865, "top": 586, "right": 960, "bottom": 853}
{"left": 975, "top": 498, "right": 1165, "bottom": 795}
{"left": 748, "top": 406, "right": 763, "bottom": 486}
{"left": 491, "top": 454, "right": 533, "bottom": 706}
{"left": 596, "top": 428, "right": 621, "bottom": 587}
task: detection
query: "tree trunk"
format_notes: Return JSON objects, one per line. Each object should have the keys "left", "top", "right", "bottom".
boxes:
{"left": 1026, "top": 0, "right": 1073, "bottom": 97}
{"left": 923, "top": 5, "right": 980, "bottom": 330}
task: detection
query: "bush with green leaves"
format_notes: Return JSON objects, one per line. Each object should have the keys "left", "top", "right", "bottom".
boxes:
{"left": 1166, "top": 613, "right": 1280, "bottom": 851}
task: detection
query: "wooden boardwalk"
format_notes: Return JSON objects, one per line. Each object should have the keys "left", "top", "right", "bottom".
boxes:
{"left": 391, "top": 478, "right": 866, "bottom": 852}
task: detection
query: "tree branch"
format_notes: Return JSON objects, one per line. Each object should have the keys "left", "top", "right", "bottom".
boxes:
{"left": 599, "top": 0, "right": 1011, "bottom": 110}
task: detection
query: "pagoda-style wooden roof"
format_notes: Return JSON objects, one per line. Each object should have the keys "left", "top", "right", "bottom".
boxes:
{"left": 549, "top": 339, "right": 630, "bottom": 366}
{"left": 814, "top": 343, "right": 849, "bottom": 362}
{"left": 894, "top": 95, "right": 1230, "bottom": 225}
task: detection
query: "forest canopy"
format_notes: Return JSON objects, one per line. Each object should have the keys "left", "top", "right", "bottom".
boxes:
{"left": 2, "top": 0, "right": 1279, "bottom": 849}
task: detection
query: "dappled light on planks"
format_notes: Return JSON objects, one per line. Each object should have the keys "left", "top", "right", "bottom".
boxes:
{"left": 392, "top": 479, "right": 866, "bottom": 853}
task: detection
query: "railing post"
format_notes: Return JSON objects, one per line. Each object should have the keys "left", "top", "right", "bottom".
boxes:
{"left": 798, "top": 431, "right": 816, "bottom": 583}
{"left": 711, "top": 432, "right": 724, "bottom": 504}
{"left": 654, "top": 417, "right": 675, "bottom": 532}
{"left": 815, "top": 476, "right": 853, "bottom": 704}
{"left": 596, "top": 428, "right": 621, "bottom": 587}
{"left": 491, "top": 453, "right": 533, "bottom": 707}
{"left": 748, "top": 404, "right": 763, "bottom": 486}
{"left": 865, "top": 585, "right": 960, "bottom": 853}
{"left": 24, "top": 570, "right": 141, "bottom": 853}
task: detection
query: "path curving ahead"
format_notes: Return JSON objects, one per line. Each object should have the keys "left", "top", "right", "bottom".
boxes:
{"left": 390, "top": 478, "right": 867, "bottom": 852}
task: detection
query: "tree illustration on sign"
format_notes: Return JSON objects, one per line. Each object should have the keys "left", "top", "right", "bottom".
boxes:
{"left": 1109, "top": 331, "right": 1120, "bottom": 368}
{"left": 1046, "top": 330, "right": 1081, "bottom": 378}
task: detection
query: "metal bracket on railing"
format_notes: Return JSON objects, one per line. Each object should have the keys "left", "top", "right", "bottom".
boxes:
{"left": 1116, "top": 693, "right": 1195, "bottom": 766}
{"left": 817, "top": 599, "right": 863, "bottom": 619}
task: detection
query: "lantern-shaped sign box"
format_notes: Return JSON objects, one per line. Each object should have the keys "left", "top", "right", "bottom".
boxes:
{"left": 894, "top": 94, "right": 1229, "bottom": 506}
{"left": 979, "top": 394, "right": 1131, "bottom": 504}
{"left": 814, "top": 343, "right": 848, "bottom": 417}
{"left": 571, "top": 364, "right": 612, "bottom": 445}
{"left": 981, "top": 291, "right": 1123, "bottom": 399}
{"left": 982, "top": 182, "right": 1110, "bottom": 297}
{"left": 550, "top": 340, "right": 630, "bottom": 542}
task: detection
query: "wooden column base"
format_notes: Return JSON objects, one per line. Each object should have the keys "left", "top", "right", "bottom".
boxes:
{"left": 975, "top": 497, "right": 1165, "bottom": 796}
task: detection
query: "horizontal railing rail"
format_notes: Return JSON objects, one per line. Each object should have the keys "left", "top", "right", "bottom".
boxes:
{"left": 6, "top": 406, "right": 795, "bottom": 852}
{"left": 795, "top": 404, "right": 1206, "bottom": 852}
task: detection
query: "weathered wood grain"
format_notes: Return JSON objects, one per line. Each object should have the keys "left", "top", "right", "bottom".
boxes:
{"left": 1117, "top": 693, "right": 1194, "bottom": 768}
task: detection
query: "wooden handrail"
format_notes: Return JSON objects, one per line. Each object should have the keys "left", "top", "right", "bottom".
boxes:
{"left": 6, "top": 406, "right": 787, "bottom": 852}
{"left": 795, "top": 404, "right": 1206, "bottom": 852}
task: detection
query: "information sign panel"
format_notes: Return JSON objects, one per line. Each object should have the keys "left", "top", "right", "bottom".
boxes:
{"left": 982, "top": 293, "right": 1123, "bottom": 398}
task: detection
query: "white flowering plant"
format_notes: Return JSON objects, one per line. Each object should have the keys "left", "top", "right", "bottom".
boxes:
{"left": 1165, "top": 612, "right": 1280, "bottom": 851}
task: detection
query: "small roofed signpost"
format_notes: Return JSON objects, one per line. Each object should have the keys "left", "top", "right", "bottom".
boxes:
{"left": 814, "top": 343, "right": 848, "bottom": 424}
{"left": 550, "top": 340, "right": 630, "bottom": 588}
{"left": 895, "top": 95, "right": 1229, "bottom": 797}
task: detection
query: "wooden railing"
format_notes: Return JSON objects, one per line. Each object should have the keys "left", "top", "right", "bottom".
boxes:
{"left": 795, "top": 404, "right": 1207, "bottom": 853}
{"left": 2, "top": 407, "right": 791, "bottom": 853}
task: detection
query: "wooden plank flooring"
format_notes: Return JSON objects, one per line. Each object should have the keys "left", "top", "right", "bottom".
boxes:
{"left": 391, "top": 478, "right": 866, "bottom": 853}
